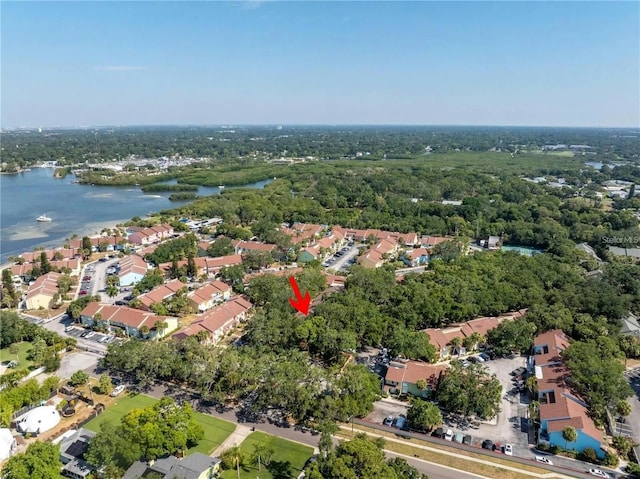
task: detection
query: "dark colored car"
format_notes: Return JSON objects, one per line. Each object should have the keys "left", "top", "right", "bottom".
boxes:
{"left": 115, "top": 300, "right": 129, "bottom": 306}
{"left": 463, "top": 435, "right": 472, "bottom": 445}
{"left": 479, "top": 353, "right": 491, "bottom": 361}
{"left": 99, "top": 258, "right": 109, "bottom": 262}
{"left": 79, "top": 290, "right": 88, "bottom": 296}
{"left": 433, "top": 427, "right": 444, "bottom": 438}
{"left": 481, "top": 439, "right": 494, "bottom": 450}
{"left": 512, "top": 367, "right": 527, "bottom": 376}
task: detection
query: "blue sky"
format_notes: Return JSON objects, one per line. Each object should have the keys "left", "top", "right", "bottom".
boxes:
{"left": 2, "top": 1, "right": 638, "bottom": 127}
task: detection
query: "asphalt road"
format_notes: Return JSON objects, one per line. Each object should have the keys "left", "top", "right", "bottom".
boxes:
{"left": 138, "top": 383, "right": 521, "bottom": 479}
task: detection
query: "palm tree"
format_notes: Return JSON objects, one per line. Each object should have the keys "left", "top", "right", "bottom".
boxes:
{"left": 525, "top": 376, "right": 538, "bottom": 396}
{"left": 139, "top": 325, "right": 150, "bottom": 338}
{"left": 106, "top": 285, "right": 119, "bottom": 298}
{"left": 153, "top": 320, "right": 168, "bottom": 339}
{"left": 562, "top": 426, "right": 577, "bottom": 451}
{"left": 449, "top": 336, "right": 463, "bottom": 356}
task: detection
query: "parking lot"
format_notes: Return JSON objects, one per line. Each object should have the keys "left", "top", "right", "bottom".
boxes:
{"left": 366, "top": 353, "right": 531, "bottom": 453}
{"left": 65, "top": 325, "right": 117, "bottom": 346}
{"left": 325, "top": 243, "right": 361, "bottom": 272}
{"left": 621, "top": 367, "right": 640, "bottom": 447}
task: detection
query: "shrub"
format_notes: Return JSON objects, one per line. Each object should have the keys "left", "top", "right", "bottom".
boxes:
{"left": 580, "top": 447, "right": 598, "bottom": 463}
{"left": 603, "top": 452, "right": 619, "bottom": 468}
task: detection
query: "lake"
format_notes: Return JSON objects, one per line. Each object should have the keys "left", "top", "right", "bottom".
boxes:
{"left": 0, "top": 168, "right": 270, "bottom": 262}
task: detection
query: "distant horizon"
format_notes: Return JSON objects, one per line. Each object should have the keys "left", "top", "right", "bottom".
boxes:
{"left": 3, "top": 123, "right": 639, "bottom": 131}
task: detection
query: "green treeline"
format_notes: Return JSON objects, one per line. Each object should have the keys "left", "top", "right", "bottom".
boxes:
{"left": 168, "top": 192, "right": 199, "bottom": 201}
{"left": 141, "top": 184, "right": 198, "bottom": 192}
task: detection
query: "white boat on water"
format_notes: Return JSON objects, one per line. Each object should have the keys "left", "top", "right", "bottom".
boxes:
{"left": 36, "top": 214, "right": 52, "bottom": 222}
{"left": 218, "top": 185, "right": 225, "bottom": 189}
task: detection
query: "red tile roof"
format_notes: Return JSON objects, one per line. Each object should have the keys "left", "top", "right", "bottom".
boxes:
{"left": 80, "top": 302, "right": 172, "bottom": 330}
{"left": 25, "top": 272, "right": 61, "bottom": 301}
{"left": 187, "top": 280, "right": 232, "bottom": 306}
{"left": 385, "top": 361, "right": 447, "bottom": 390}
{"left": 137, "top": 279, "right": 187, "bottom": 310}
{"left": 534, "top": 329, "right": 570, "bottom": 366}
{"left": 232, "top": 240, "right": 277, "bottom": 253}
{"left": 173, "top": 296, "right": 252, "bottom": 340}
{"left": 118, "top": 255, "right": 148, "bottom": 278}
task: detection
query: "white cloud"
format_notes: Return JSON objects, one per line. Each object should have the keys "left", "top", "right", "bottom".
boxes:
{"left": 94, "top": 66, "right": 146, "bottom": 72}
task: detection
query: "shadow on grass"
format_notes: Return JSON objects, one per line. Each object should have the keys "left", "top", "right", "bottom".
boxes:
{"left": 267, "top": 460, "right": 293, "bottom": 479}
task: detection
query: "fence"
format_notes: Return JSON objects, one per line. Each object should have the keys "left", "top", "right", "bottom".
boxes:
{"left": 11, "top": 388, "right": 58, "bottom": 422}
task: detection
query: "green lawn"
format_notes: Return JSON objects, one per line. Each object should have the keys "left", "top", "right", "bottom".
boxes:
{"left": 189, "top": 412, "right": 237, "bottom": 455}
{"left": 0, "top": 342, "right": 34, "bottom": 371}
{"left": 84, "top": 393, "right": 158, "bottom": 432}
{"left": 220, "top": 431, "right": 313, "bottom": 479}
{"left": 84, "top": 393, "right": 235, "bottom": 455}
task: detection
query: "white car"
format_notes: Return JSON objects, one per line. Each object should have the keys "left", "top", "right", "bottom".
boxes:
{"left": 64, "top": 325, "right": 75, "bottom": 332}
{"left": 589, "top": 469, "right": 611, "bottom": 479}
{"left": 535, "top": 456, "right": 553, "bottom": 465}
{"left": 444, "top": 429, "right": 454, "bottom": 441}
{"left": 504, "top": 444, "right": 513, "bottom": 455}
{"left": 85, "top": 331, "right": 96, "bottom": 339}
{"left": 110, "top": 385, "right": 126, "bottom": 397}
{"left": 475, "top": 355, "right": 485, "bottom": 362}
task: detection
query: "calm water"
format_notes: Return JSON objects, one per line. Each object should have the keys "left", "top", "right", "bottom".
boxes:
{"left": 0, "top": 168, "right": 270, "bottom": 262}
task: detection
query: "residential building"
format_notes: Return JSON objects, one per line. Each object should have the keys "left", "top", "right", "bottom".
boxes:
{"left": 232, "top": 240, "right": 277, "bottom": 255}
{"left": 159, "top": 255, "right": 243, "bottom": 277}
{"left": 281, "top": 223, "right": 326, "bottom": 244}
{"left": 57, "top": 428, "right": 96, "bottom": 479}
{"left": 403, "top": 247, "right": 430, "bottom": 266}
{"left": 80, "top": 302, "right": 177, "bottom": 339}
{"left": 420, "top": 236, "right": 449, "bottom": 249}
{"left": 384, "top": 360, "right": 447, "bottom": 397}
{"left": 0, "top": 428, "right": 17, "bottom": 461}
{"left": 424, "top": 309, "right": 527, "bottom": 359}
{"left": 69, "top": 235, "right": 129, "bottom": 252}
{"left": 620, "top": 313, "right": 640, "bottom": 338}
{"left": 25, "top": 272, "right": 62, "bottom": 309}
{"left": 10, "top": 259, "right": 81, "bottom": 280}
{"left": 533, "top": 329, "right": 605, "bottom": 458}
{"left": 127, "top": 224, "right": 174, "bottom": 245}
{"left": 118, "top": 255, "right": 148, "bottom": 286}
{"left": 19, "top": 247, "right": 80, "bottom": 263}
{"left": 173, "top": 296, "right": 252, "bottom": 344}
{"left": 136, "top": 279, "right": 187, "bottom": 311}
{"left": 187, "top": 280, "right": 232, "bottom": 312}
{"left": 122, "top": 453, "right": 221, "bottom": 479}
{"left": 358, "top": 238, "right": 398, "bottom": 268}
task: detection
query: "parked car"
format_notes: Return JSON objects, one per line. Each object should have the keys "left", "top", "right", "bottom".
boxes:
{"left": 99, "top": 258, "right": 109, "bottom": 262}
{"left": 79, "top": 290, "right": 88, "bottom": 296}
{"left": 115, "top": 300, "right": 128, "bottom": 306}
{"left": 475, "top": 355, "right": 485, "bottom": 362}
{"left": 492, "top": 442, "right": 503, "bottom": 453}
{"left": 462, "top": 435, "right": 472, "bottom": 445}
{"left": 82, "top": 276, "right": 92, "bottom": 281}
{"left": 64, "top": 325, "right": 75, "bottom": 332}
{"left": 468, "top": 356, "right": 479, "bottom": 363}
{"left": 110, "top": 385, "right": 126, "bottom": 397}
{"left": 479, "top": 353, "right": 491, "bottom": 361}
{"left": 85, "top": 332, "right": 96, "bottom": 339}
{"left": 588, "top": 469, "right": 611, "bottom": 479}
{"left": 454, "top": 432, "right": 464, "bottom": 443}
{"left": 433, "top": 427, "right": 444, "bottom": 438}
{"left": 504, "top": 444, "right": 513, "bottom": 455}
{"left": 444, "top": 429, "right": 454, "bottom": 441}
{"left": 512, "top": 367, "right": 527, "bottom": 376}
{"left": 383, "top": 416, "right": 394, "bottom": 427}
{"left": 535, "top": 456, "right": 553, "bottom": 465}
{"left": 394, "top": 416, "right": 406, "bottom": 430}
{"left": 461, "top": 359, "right": 470, "bottom": 368}
{"left": 481, "top": 439, "right": 494, "bottom": 450}
{"left": 80, "top": 331, "right": 90, "bottom": 338}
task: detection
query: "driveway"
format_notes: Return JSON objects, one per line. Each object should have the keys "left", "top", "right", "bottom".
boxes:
{"left": 623, "top": 366, "right": 640, "bottom": 461}
{"left": 471, "top": 356, "right": 531, "bottom": 453}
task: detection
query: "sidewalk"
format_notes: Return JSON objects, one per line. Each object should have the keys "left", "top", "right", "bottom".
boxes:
{"left": 211, "top": 424, "right": 253, "bottom": 457}
{"left": 340, "top": 424, "right": 578, "bottom": 479}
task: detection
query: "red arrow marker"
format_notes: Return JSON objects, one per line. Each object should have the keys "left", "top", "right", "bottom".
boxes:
{"left": 288, "top": 276, "right": 311, "bottom": 316}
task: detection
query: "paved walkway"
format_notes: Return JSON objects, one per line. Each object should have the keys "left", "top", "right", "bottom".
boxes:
{"left": 211, "top": 424, "right": 254, "bottom": 457}
{"left": 340, "top": 425, "right": 578, "bottom": 479}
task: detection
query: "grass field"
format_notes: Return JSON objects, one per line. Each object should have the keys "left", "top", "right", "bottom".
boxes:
{"left": 0, "top": 342, "right": 34, "bottom": 371}
{"left": 220, "top": 431, "right": 313, "bottom": 479}
{"left": 84, "top": 393, "right": 235, "bottom": 455}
